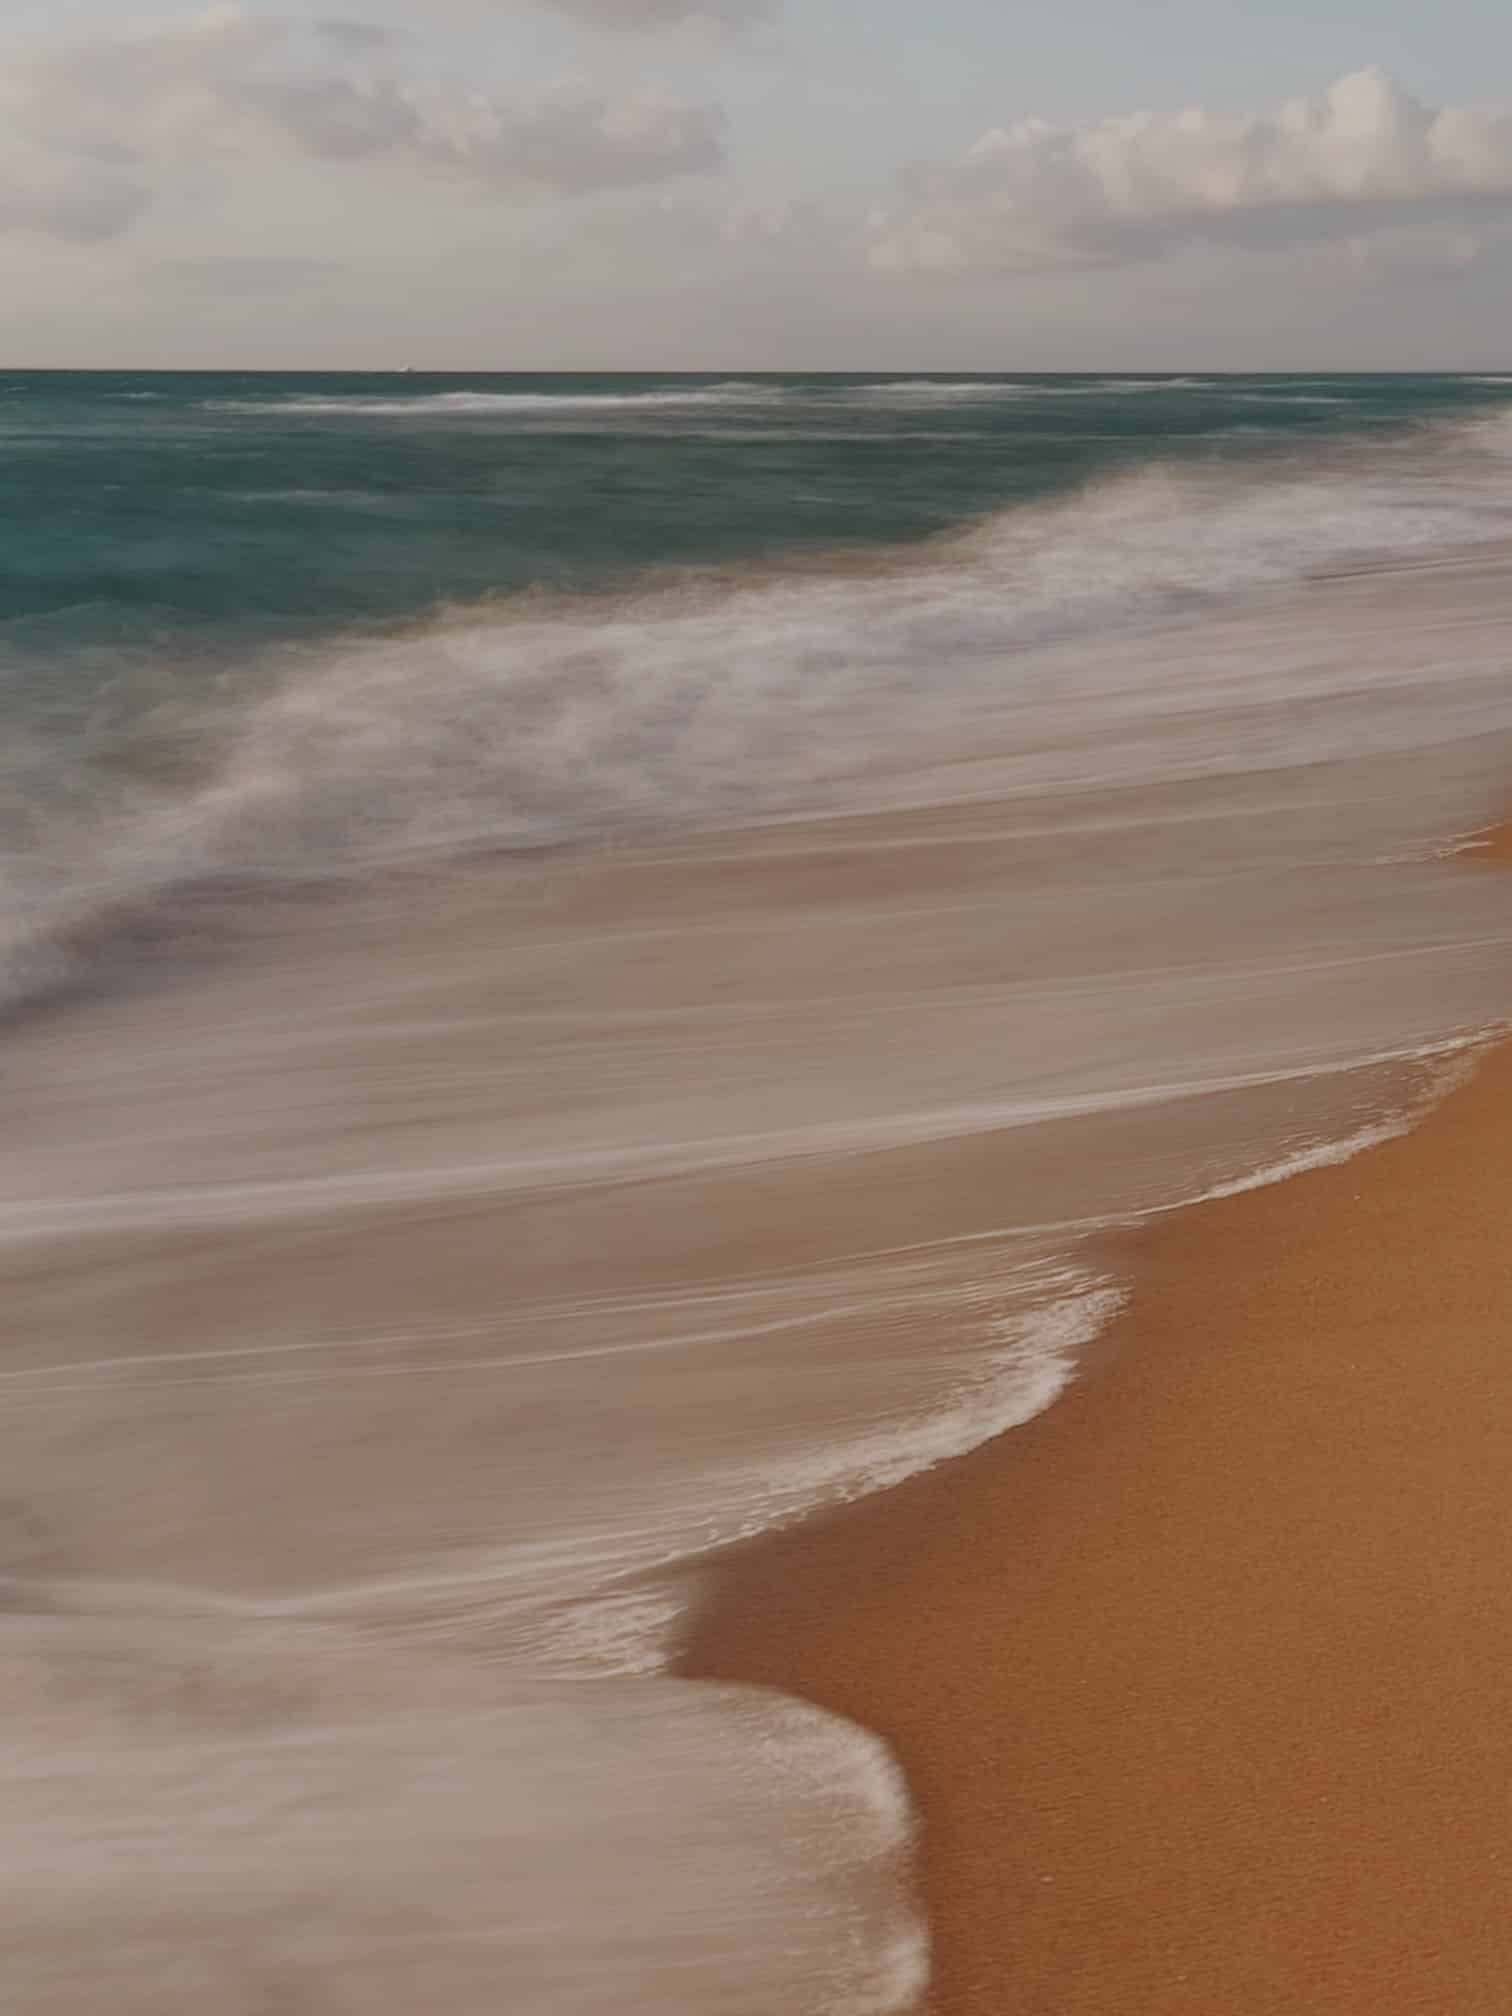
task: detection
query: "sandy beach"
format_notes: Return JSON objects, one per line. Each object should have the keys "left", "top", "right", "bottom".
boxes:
{"left": 684, "top": 837, "right": 1512, "bottom": 2014}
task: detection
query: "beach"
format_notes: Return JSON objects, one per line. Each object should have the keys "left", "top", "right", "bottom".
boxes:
{"left": 10, "top": 374, "right": 1512, "bottom": 2010}
{"left": 685, "top": 835, "right": 1512, "bottom": 2014}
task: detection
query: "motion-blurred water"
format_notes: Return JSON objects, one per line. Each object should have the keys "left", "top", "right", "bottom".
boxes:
{"left": 8, "top": 375, "right": 1512, "bottom": 2012}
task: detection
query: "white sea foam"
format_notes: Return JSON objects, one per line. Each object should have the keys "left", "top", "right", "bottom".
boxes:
{"left": 1227, "top": 391, "right": 1352, "bottom": 404}
{"left": 216, "top": 383, "right": 781, "bottom": 418}
{"left": 1076, "top": 374, "right": 1211, "bottom": 392}
{"left": 848, "top": 379, "right": 1037, "bottom": 401}
{"left": 743, "top": 1273, "right": 1119, "bottom": 1509}
{"left": 854, "top": 376, "right": 1216, "bottom": 399}
{"left": 1189, "top": 1043, "right": 1489, "bottom": 1207}
{"left": 212, "top": 374, "right": 1355, "bottom": 420}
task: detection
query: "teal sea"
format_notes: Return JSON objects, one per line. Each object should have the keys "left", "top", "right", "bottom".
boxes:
{"left": 9, "top": 369, "right": 1512, "bottom": 645}
{"left": 9, "top": 369, "right": 1512, "bottom": 1001}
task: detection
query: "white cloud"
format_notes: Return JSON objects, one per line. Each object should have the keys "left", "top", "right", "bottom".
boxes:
{"left": 0, "top": 5, "right": 725, "bottom": 242}
{"left": 869, "top": 69, "right": 1512, "bottom": 274}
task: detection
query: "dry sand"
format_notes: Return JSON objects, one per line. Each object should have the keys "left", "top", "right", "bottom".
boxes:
{"left": 683, "top": 834, "right": 1512, "bottom": 2014}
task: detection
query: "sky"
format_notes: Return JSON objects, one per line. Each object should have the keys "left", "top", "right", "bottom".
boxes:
{"left": 5, "top": 0, "right": 1512, "bottom": 367}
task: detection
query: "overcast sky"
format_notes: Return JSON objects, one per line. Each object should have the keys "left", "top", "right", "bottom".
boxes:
{"left": 7, "top": 0, "right": 1512, "bottom": 367}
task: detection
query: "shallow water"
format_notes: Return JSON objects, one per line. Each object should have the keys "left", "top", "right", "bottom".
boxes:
{"left": 9, "top": 378, "right": 1512, "bottom": 2010}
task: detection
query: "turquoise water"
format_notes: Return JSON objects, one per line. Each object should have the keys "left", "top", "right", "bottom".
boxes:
{"left": 8, "top": 369, "right": 1512, "bottom": 1000}
{"left": 7, "top": 369, "right": 1512, "bottom": 648}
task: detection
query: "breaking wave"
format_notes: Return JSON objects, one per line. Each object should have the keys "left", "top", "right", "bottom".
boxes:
{"left": 215, "top": 383, "right": 784, "bottom": 418}
{"left": 222, "top": 376, "right": 1239, "bottom": 420}
{"left": 8, "top": 409, "right": 1512, "bottom": 1010}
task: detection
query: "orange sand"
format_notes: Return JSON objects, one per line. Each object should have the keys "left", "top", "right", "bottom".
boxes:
{"left": 683, "top": 836, "right": 1512, "bottom": 2014}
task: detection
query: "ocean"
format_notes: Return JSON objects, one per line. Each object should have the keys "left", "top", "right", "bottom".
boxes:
{"left": 9, "top": 371, "right": 1512, "bottom": 2011}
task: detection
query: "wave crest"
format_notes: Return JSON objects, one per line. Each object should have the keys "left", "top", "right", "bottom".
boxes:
{"left": 214, "top": 383, "right": 783, "bottom": 419}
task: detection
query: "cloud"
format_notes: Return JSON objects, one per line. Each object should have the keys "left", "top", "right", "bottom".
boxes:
{"left": 522, "top": 0, "right": 771, "bottom": 26}
{"left": 155, "top": 254, "right": 342, "bottom": 293}
{"left": 869, "top": 69, "right": 1512, "bottom": 274}
{"left": 1343, "top": 222, "right": 1485, "bottom": 277}
{"left": 0, "top": 5, "right": 724, "bottom": 242}
{"left": 0, "top": 147, "right": 151, "bottom": 244}
{"left": 313, "top": 20, "right": 400, "bottom": 58}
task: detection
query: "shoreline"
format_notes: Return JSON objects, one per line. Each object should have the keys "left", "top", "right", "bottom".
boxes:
{"left": 681, "top": 832, "right": 1512, "bottom": 2013}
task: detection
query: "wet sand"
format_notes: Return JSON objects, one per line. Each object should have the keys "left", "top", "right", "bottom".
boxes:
{"left": 684, "top": 838, "right": 1512, "bottom": 2013}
